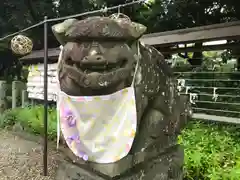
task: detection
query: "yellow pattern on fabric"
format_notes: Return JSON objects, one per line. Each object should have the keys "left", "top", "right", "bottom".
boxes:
{"left": 114, "top": 156, "right": 119, "bottom": 162}
{"left": 122, "top": 89, "right": 128, "bottom": 94}
{"left": 92, "top": 141, "right": 106, "bottom": 153}
{"left": 93, "top": 97, "right": 101, "bottom": 101}
{"left": 103, "top": 110, "right": 122, "bottom": 137}
{"left": 123, "top": 129, "right": 136, "bottom": 137}
{"left": 123, "top": 129, "right": 129, "bottom": 136}
{"left": 130, "top": 129, "right": 136, "bottom": 137}
{"left": 71, "top": 141, "right": 78, "bottom": 155}
{"left": 117, "top": 143, "right": 126, "bottom": 157}
{"left": 65, "top": 97, "right": 72, "bottom": 111}
{"left": 98, "top": 92, "right": 132, "bottom": 161}
{"left": 130, "top": 99, "right": 135, "bottom": 105}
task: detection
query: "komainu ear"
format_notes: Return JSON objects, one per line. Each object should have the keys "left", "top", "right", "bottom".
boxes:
{"left": 109, "top": 13, "right": 147, "bottom": 39}
{"left": 129, "top": 22, "right": 147, "bottom": 38}
{"left": 52, "top": 18, "right": 78, "bottom": 45}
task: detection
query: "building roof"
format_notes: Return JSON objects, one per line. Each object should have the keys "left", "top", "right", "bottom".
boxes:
{"left": 20, "top": 20, "right": 240, "bottom": 62}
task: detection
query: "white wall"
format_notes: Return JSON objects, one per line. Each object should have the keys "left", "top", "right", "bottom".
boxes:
{"left": 27, "top": 63, "right": 58, "bottom": 101}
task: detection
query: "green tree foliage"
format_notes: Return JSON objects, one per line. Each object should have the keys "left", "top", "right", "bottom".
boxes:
{"left": 1, "top": 0, "right": 239, "bottom": 47}
{"left": 139, "top": 0, "right": 240, "bottom": 32}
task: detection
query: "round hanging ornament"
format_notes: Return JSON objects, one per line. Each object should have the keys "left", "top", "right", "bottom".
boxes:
{"left": 11, "top": 34, "right": 33, "bottom": 55}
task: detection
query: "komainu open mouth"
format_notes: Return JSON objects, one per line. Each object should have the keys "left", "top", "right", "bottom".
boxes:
{"left": 79, "top": 59, "right": 128, "bottom": 73}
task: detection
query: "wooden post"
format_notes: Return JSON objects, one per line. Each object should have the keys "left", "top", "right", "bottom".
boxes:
{"left": 12, "top": 81, "right": 18, "bottom": 108}
{"left": 0, "top": 81, "right": 7, "bottom": 113}
{"left": 21, "top": 89, "right": 28, "bottom": 108}
{"left": 12, "top": 81, "right": 26, "bottom": 109}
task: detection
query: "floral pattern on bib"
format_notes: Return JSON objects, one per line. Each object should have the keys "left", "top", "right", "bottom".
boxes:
{"left": 58, "top": 87, "right": 137, "bottom": 163}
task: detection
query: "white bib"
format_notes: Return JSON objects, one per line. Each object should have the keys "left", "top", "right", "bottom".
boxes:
{"left": 56, "top": 44, "right": 140, "bottom": 163}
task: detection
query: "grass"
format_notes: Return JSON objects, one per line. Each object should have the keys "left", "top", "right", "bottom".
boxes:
{"left": 0, "top": 105, "right": 57, "bottom": 140}
{"left": 180, "top": 121, "right": 240, "bottom": 180}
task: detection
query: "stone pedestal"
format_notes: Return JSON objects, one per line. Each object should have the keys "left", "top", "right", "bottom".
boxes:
{"left": 56, "top": 145, "right": 184, "bottom": 180}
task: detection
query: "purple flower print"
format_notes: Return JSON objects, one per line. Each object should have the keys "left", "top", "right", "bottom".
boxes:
{"left": 82, "top": 154, "right": 89, "bottom": 161}
{"left": 78, "top": 151, "right": 88, "bottom": 161}
{"left": 75, "top": 141, "right": 88, "bottom": 161}
{"left": 66, "top": 134, "right": 88, "bottom": 161}
{"left": 67, "top": 115, "right": 76, "bottom": 127}
{"left": 67, "top": 134, "right": 79, "bottom": 142}
{"left": 66, "top": 134, "right": 77, "bottom": 144}
{"left": 63, "top": 108, "right": 76, "bottom": 127}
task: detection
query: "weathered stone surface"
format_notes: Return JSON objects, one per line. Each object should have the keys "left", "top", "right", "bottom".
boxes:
{"left": 58, "top": 135, "right": 178, "bottom": 178}
{"left": 56, "top": 160, "right": 106, "bottom": 180}
{"left": 56, "top": 145, "right": 183, "bottom": 180}
{"left": 119, "top": 145, "right": 184, "bottom": 180}
{"left": 52, "top": 15, "right": 191, "bottom": 180}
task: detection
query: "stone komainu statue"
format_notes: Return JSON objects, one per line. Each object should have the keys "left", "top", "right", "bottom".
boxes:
{"left": 52, "top": 15, "right": 192, "bottom": 180}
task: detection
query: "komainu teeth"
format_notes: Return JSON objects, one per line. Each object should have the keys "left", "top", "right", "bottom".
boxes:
{"left": 78, "top": 59, "right": 126, "bottom": 73}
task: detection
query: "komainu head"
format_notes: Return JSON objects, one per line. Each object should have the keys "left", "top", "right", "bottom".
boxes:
{"left": 52, "top": 15, "right": 146, "bottom": 96}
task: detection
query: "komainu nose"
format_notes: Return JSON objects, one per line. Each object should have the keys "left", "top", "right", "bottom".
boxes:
{"left": 81, "top": 55, "right": 107, "bottom": 65}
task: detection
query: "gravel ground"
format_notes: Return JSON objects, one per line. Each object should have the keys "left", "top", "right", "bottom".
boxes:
{"left": 0, "top": 130, "right": 60, "bottom": 180}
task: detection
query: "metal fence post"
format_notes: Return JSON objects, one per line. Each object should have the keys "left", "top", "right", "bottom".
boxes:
{"left": 43, "top": 16, "right": 48, "bottom": 176}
